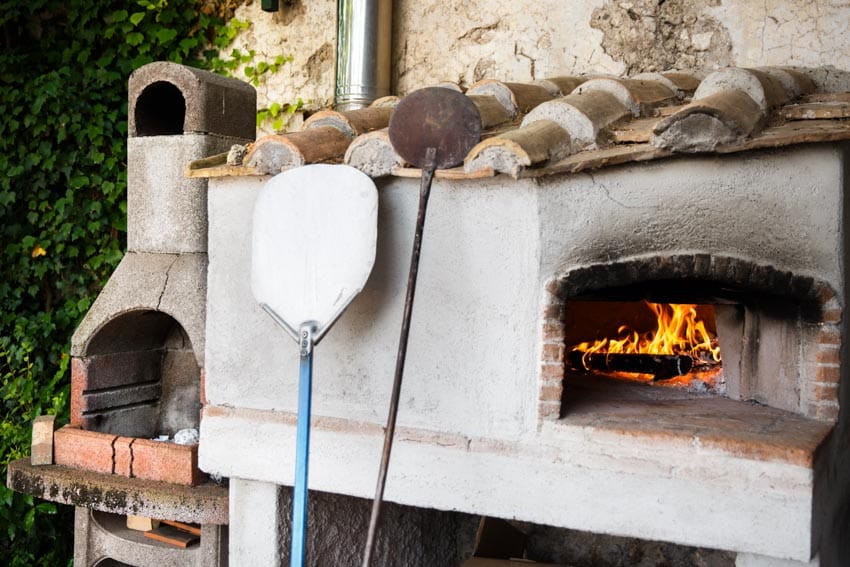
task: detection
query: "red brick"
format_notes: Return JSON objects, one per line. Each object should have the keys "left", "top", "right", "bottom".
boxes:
{"left": 541, "top": 343, "right": 565, "bottom": 362}
{"left": 541, "top": 303, "right": 564, "bottom": 320}
{"left": 815, "top": 283, "right": 836, "bottom": 306}
{"left": 814, "top": 365, "right": 841, "bottom": 384}
{"left": 113, "top": 437, "right": 134, "bottom": 477}
{"left": 816, "top": 346, "right": 840, "bottom": 365}
{"left": 817, "top": 325, "right": 841, "bottom": 345}
{"left": 540, "top": 363, "right": 564, "bottom": 380}
{"left": 807, "top": 402, "right": 840, "bottom": 421}
{"left": 822, "top": 308, "right": 843, "bottom": 324}
{"left": 131, "top": 438, "right": 203, "bottom": 486}
{"left": 70, "top": 357, "right": 87, "bottom": 427}
{"left": 199, "top": 368, "right": 208, "bottom": 407}
{"left": 545, "top": 279, "right": 561, "bottom": 295}
{"left": 541, "top": 322, "right": 565, "bottom": 340}
{"left": 538, "top": 401, "right": 560, "bottom": 419}
{"left": 808, "top": 382, "right": 839, "bottom": 403}
{"left": 815, "top": 404, "right": 840, "bottom": 421}
{"left": 539, "top": 384, "right": 563, "bottom": 402}
{"left": 53, "top": 426, "right": 115, "bottom": 474}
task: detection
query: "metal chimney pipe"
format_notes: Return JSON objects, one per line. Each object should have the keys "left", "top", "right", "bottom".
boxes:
{"left": 335, "top": 0, "right": 392, "bottom": 110}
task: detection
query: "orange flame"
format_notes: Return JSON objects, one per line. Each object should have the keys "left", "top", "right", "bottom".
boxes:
{"left": 573, "top": 302, "right": 721, "bottom": 364}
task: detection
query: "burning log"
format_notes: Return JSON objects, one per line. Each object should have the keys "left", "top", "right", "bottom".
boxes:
{"left": 568, "top": 349, "right": 694, "bottom": 381}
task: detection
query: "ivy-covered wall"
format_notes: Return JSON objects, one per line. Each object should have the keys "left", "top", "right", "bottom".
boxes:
{"left": 0, "top": 2, "right": 258, "bottom": 564}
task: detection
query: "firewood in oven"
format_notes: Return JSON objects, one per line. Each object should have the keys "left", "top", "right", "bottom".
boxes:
{"left": 567, "top": 350, "right": 694, "bottom": 381}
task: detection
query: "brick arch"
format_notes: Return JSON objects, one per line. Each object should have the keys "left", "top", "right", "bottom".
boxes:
{"left": 536, "top": 254, "right": 842, "bottom": 421}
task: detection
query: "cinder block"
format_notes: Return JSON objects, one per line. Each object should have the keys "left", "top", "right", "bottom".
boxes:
{"left": 128, "top": 134, "right": 244, "bottom": 254}
{"left": 71, "top": 253, "right": 207, "bottom": 368}
{"left": 54, "top": 426, "right": 116, "bottom": 474}
{"left": 31, "top": 415, "right": 57, "bottom": 465}
{"left": 128, "top": 61, "right": 255, "bottom": 140}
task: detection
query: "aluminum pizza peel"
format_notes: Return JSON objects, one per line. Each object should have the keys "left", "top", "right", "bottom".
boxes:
{"left": 361, "top": 87, "right": 482, "bottom": 566}
{"left": 251, "top": 164, "right": 378, "bottom": 567}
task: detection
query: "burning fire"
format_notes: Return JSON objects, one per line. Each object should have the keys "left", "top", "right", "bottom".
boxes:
{"left": 573, "top": 302, "right": 721, "bottom": 367}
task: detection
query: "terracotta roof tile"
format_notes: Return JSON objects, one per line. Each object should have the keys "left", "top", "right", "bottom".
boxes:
{"left": 652, "top": 89, "right": 764, "bottom": 152}
{"left": 572, "top": 77, "right": 677, "bottom": 117}
{"left": 188, "top": 66, "right": 850, "bottom": 180}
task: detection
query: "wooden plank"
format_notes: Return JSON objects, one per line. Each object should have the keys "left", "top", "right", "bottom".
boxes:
{"left": 524, "top": 119, "right": 850, "bottom": 178}
{"left": 127, "top": 515, "right": 160, "bottom": 532}
{"left": 391, "top": 165, "right": 495, "bottom": 180}
{"left": 782, "top": 102, "right": 850, "bottom": 120}
{"left": 161, "top": 519, "right": 202, "bottom": 536}
{"left": 186, "top": 151, "right": 228, "bottom": 171}
{"left": 521, "top": 143, "right": 670, "bottom": 178}
{"left": 144, "top": 525, "right": 200, "bottom": 548}
{"left": 656, "top": 104, "right": 688, "bottom": 117}
{"left": 800, "top": 92, "right": 850, "bottom": 104}
{"left": 611, "top": 117, "right": 660, "bottom": 143}
{"left": 716, "top": 119, "right": 850, "bottom": 153}
{"left": 185, "top": 164, "right": 263, "bottom": 178}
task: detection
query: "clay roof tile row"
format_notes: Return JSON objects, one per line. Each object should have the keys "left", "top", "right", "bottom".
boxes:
{"left": 188, "top": 66, "right": 850, "bottom": 181}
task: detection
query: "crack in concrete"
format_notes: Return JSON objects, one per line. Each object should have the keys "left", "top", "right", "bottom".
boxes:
{"left": 587, "top": 171, "right": 644, "bottom": 210}
{"left": 156, "top": 255, "right": 180, "bottom": 311}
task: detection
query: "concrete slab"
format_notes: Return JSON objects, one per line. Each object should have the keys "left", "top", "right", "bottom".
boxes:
{"left": 6, "top": 458, "right": 227, "bottom": 524}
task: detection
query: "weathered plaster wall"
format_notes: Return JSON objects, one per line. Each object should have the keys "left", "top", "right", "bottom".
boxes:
{"left": 227, "top": 0, "right": 337, "bottom": 131}
{"left": 231, "top": 0, "right": 850, "bottom": 125}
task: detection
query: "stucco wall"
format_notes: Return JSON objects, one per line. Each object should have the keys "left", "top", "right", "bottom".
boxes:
{"left": 230, "top": 0, "right": 850, "bottom": 127}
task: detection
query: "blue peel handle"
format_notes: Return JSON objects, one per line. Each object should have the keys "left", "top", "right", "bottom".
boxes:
{"left": 290, "top": 328, "right": 313, "bottom": 567}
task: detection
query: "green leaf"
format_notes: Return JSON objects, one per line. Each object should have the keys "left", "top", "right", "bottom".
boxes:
{"left": 156, "top": 28, "right": 178, "bottom": 44}
{"left": 130, "top": 12, "right": 146, "bottom": 26}
{"left": 69, "top": 176, "right": 89, "bottom": 189}
{"left": 126, "top": 32, "right": 145, "bottom": 46}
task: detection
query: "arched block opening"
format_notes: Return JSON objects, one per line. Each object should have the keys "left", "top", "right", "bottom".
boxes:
{"left": 76, "top": 310, "right": 201, "bottom": 439}
{"left": 134, "top": 81, "right": 186, "bottom": 136}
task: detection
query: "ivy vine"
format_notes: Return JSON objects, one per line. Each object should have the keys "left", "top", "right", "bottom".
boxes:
{"left": 0, "top": 1, "right": 280, "bottom": 564}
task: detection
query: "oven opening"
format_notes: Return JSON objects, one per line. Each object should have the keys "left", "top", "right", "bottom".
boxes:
{"left": 564, "top": 300, "right": 724, "bottom": 394}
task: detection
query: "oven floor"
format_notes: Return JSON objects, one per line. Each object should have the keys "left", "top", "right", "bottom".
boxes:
{"left": 560, "top": 373, "right": 833, "bottom": 467}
